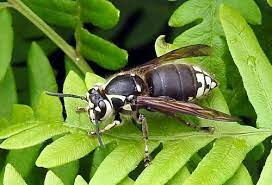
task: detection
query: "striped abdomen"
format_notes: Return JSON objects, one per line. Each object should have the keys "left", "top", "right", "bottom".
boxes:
{"left": 145, "top": 64, "right": 217, "bottom": 101}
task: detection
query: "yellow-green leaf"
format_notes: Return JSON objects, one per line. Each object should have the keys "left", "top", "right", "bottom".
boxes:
{"left": 220, "top": 5, "right": 272, "bottom": 128}
{"left": 3, "top": 164, "right": 27, "bottom": 185}
{"left": 0, "top": 9, "right": 13, "bottom": 81}
{"left": 36, "top": 133, "right": 98, "bottom": 168}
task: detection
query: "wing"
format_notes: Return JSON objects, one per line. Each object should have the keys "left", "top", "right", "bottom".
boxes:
{"left": 126, "top": 44, "right": 212, "bottom": 75}
{"left": 136, "top": 96, "right": 239, "bottom": 122}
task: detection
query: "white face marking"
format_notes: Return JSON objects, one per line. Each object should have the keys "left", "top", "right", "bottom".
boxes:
{"left": 193, "top": 66, "right": 202, "bottom": 72}
{"left": 86, "top": 92, "right": 94, "bottom": 108}
{"left": 204, "top": 76, "right": 211, "bottom": 94}
{"left": 89, "top": 102, "right": 94, "bottom": 109}
{"left": 211, "top": 81, "right": 217, "bottom": 89}
{"left": 196, "top": 73, "right": 205, "bottom": 98}
{"left": 95, "top": 106, "right": 101, "bottom": 112}
{"left": 131, "top": 73, "right": 135, "bottom": 77}
{"left": 122, "top": 104, "right": 132, "bottom": 111}
{"left": 88, "top": 110, "right": 95, "bottom": 124}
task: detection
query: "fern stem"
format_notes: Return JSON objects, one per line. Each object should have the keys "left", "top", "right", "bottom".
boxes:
{"left": 0, "top": 2, "right": 13, "bottom": 9}
{"left": 7, "top": 0, "right": 92, "bottom": 74}
{"left": 73, "top": 0, "right": 93, "bottom": 74}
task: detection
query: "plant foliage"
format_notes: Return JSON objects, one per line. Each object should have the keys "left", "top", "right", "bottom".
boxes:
{"left": 0, "top": 0, "right": 272, "bottom": 185}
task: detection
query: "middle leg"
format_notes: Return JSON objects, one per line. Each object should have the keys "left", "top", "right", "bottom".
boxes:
{"left": 135, "top": 113, "right": 151, "bottom": 167}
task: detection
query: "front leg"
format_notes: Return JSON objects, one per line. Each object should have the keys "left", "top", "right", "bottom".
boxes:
{"left": 90, "top": 114, "right": 122, "bottom": 135}
{"left": 76, "top": 106, "right": 88, "bottom": 113}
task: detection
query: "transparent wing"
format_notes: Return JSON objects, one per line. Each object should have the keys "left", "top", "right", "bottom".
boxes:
{"left": 126, "top": 44, "right": 212, "bottom": 75}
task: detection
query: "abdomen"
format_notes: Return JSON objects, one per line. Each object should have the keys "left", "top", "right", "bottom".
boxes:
{"left": 145, "top": 64, "right": 217, "bottom": 101}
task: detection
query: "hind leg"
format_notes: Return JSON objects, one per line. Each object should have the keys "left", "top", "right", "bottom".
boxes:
{"left": 134, "top": 113, "right": 150, "bottom": 167}
{"left": 171, "top": 113, "right": 214, "bottom": 133}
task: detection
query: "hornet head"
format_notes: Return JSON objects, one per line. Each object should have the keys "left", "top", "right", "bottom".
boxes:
{"left": 45, "top": 83, "right": 114, "bottom": 146}
{"left": 86, "top": 84, "right": 113, "bottom": 122}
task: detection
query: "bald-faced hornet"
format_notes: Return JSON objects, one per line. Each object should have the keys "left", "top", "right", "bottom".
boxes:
{"left": 47, "top": 45, "right": 238, "bottom": 166}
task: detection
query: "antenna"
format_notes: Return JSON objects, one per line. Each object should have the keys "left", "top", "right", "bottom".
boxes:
{"left": 46, "top": 92, "right": 87, "bottom": 101}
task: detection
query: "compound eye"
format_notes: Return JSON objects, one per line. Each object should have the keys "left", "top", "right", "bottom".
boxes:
{"left": 90, "top": 94, "right": 101, "bottom": 105}
{"left": 98, "top": 100, "right": 106, "bottom": 112}
{"left": 93, "top": 100, "right": 106, "bottom": 120}
{"left": 90, "top": 94, "right": 96, "bottom": 103}
{"left": 88, "top": 88, "right": 94, "bottom": 94}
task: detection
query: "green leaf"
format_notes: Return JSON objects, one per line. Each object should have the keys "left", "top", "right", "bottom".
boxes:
{"left": 21, "top": 0, "right": 77, "bottom": 28}
{"left": 167, "top": 167, "right": 190, "bottom": 185}
{"left": 74, "top": 175, "right": 88, "bottom": 185}
{"left": 78, "top": 27, "right": 128, "bottom": 70}
{"left": 256, "top": 148, "right": 272, "bottom": 185}
{"left": 0, "top": 123, "right": 70, "bottom": 149}
{"left": 0, "top": 119, "right": 9, "bottom": 129}
{"left": 65, "top": 56, "right": 85, "bottom": 79}
{"left": 186, "top": 138, "right": 248, "bottom": 185}
{"left": 35, "top": 92, "right": 63, "bottom": 122}
{"left": 104, "top": 0, "right": 176, "bottom": 49}
{"left": 247, "top": 143, "right": 265, "bottom": 161}
{"left": 225, "top": 165, "right": 253, "bottom": 185}
{"left": 85, "top": 72, "right": 105, "bottom": 90}
{"left": 12, "top": 66, "right": 29, "bottom": 105}
{"left": 90, "top": 142, "right": 116, "bottom": 178}
{"left": 0, "top": 120, "right": 40, "bottom": 139}
{"left": 118, "top": 177, "right": 134, "bottom": 185}
{"left": 168, "top": 0, "right": 261, "bottom": 88}
{"left": 0, "top": 68, "right": 17, "bottom": 119}
{"left": 44, "top": 171, "right": 64, "bottom": 185}
{"left": 253, "top": 0, "right": 272, "bottom": 66}
{"left": 268, "top": 0, "right": 272, "bottom": 7}
{"left": 11, "top": 10, "right": 63, "bottom": 63}
{"left": 0, "top": 9, "right": 13, "bottom": 81}
{"left": 90, "top": 141, "right": 159, "bottom": 185}
{"left": 182, "top": 89, "right": 270, "bottom": 184}
{"left": 11, "top": 104, "right": 34, "bottom": 124}
{"left": 220, "top": 5, "right": 272, "bottom": 128}
{"left": 3, "top": 164, "right": 27, "bottom": 185}
{"left": 135, "top": 138, "right": 213, "bottom": 185}
{"left": 21, "top": 0, "right": 120, "bottom": 29}
{"left": 63, "top": 71, "right": 91, "bottom": 130}
{"left": 51, "top": 161, "right": 79, "bottom": 185}
{"left": 0, "top": 145, "right": 42, "bottom": 182}
{"left": 79, "top": 0, "right": 120, "bottom": 29}
{"left": 181, "top": 135, "right": 268, "bottom": 185}
{"left": 155, "top": 35, "right": 179, "bottom": 57}
{"left": 36, "top": 133, "right": 98, "bottom": 168}
{"left": 27, "top": 42, "right": 58, "bottom": 108}
{"left": 0, "top": 103, "right": 42, "bottom": 185}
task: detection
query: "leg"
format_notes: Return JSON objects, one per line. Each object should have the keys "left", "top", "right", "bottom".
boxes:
{"left": 90, "top": 114, "right": 122, "bottom": 135}
{"left": 171, "top": 113, "right": 214, "bottom": 133}
{"left": 76, "top": 106, "right": 88, "bottom": 113}
{"left": 98, "top": 120, "right": 121, "bottom": 134}
{"left": 137, "top": 114, "right": 151, "bottom": 167}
